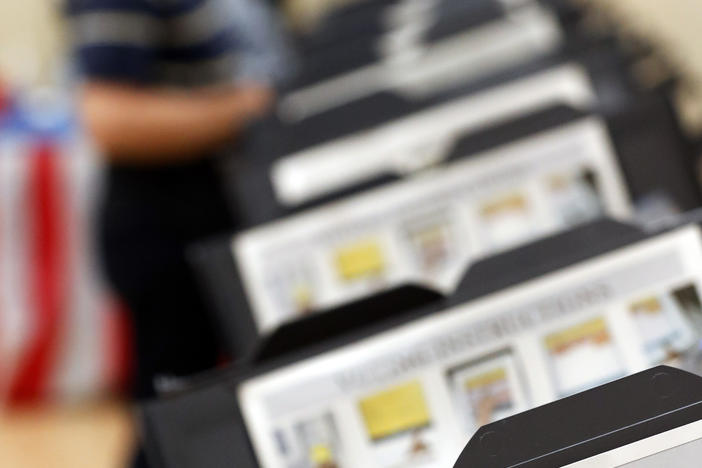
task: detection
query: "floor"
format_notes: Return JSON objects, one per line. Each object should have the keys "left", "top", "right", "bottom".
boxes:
{"left": 0, "top": 401, "right": 134, "bottom": 468}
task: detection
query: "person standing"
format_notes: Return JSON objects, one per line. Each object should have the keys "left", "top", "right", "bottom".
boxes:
{"left": 66, "top": 0, "right": 292, "bottom": 465}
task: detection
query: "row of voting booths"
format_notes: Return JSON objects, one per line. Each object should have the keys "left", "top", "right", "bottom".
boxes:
{"left": 141, "top": 0, "right": 702, "bottom": 467}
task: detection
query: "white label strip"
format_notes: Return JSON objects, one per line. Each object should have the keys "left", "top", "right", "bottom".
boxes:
{"left": 273, "top": 64, "right": 594, "bottom": 207}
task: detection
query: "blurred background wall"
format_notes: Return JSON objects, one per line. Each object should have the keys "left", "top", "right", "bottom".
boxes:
{"left": 0, "top": 0, "right": 66, "bottom": 88}
{"left": 589, "top": 0, "right": 702, "bottom": 134}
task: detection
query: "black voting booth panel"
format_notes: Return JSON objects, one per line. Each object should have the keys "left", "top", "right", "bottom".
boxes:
{"left": 453, "top": 366, "right": 702, "bottom": 468}
{"left": 146, "top": 219, "right": 677, "bottom": 468}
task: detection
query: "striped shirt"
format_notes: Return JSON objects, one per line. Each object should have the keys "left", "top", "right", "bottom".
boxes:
{"left": 66, "top": 0, "right": 293, "bottom": 88}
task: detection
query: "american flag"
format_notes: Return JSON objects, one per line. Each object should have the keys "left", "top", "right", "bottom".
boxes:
{"left": 0, "top": 87, "right": 129, "bottom": 405}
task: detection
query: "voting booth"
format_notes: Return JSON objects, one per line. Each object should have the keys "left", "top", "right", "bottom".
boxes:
{"left": 227, "top": 53, "right": 696, "bottom": 226}
{"left": 143, "top": 220, "right": 702, "bottom": 468}
{"left": 197, "top": 100, "right": 698, "bottom": 359}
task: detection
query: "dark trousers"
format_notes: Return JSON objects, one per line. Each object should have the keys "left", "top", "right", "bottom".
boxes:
{"left": 98, "top": 159, "right": 236, "bottom": 466}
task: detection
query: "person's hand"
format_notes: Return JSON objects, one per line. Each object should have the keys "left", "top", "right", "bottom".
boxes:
{"left": 80, "top": 81, "right": 277, "bottom": 162}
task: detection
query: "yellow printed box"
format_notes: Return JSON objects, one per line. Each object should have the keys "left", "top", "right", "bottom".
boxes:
{"left": 359, "top": 381, "right": 431, "bottom": 440}
{"left": 544, "top": 317, "right": 611, "bottom": 354}
{"left": 334, "top": 239, "right": 386, "bottom": 281}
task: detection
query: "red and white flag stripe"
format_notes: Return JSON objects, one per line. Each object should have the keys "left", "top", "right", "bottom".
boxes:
{"left": 1, "top": 110, "right": 130, "bottom": 405}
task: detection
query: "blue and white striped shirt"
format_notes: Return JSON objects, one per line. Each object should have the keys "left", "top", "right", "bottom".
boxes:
{"left": 66, "top": 0, "right": 293, "bottom": 87}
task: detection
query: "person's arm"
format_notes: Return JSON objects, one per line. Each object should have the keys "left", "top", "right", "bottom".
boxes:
{"left": 79, "top": 82, "right": 273, "bottom": 163}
